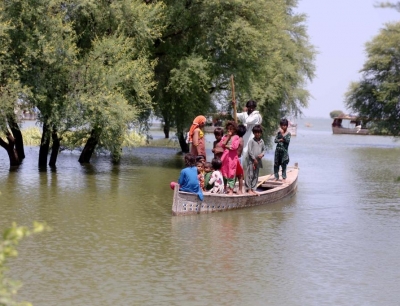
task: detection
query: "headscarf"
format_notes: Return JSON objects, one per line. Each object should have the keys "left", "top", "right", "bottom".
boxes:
{"left": 188, "top": 115, "right": 206, "bottom": 143}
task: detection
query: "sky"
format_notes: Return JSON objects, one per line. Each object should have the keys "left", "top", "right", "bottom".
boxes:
{"left": 296, "top": 1, "right": 399, "bottom": 118}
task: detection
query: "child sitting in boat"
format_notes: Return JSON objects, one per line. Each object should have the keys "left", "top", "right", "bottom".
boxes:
{"left": 245, "top": 124, "right": 265, "bottom": 195}
{"left": 207, "top": 158, "right": 224, "bottom": 194}
{"left": 203, "top": 162, "right": 214, "bottom": 191}
{"left": 196, "top": 160, "right": 205, "bottom": 190}
{"left": 170, "top": 153, "right": 204, "bottom": 200}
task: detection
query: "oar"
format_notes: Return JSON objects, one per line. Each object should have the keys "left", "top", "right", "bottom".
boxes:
{"left": 231, "top": 75, "right": 237, "bottom": 123}
{"left": 256, "top": 174, "right": 274, "bottom": 188}
{"left": 256, "top": 167, "right": 297, "bottom": 188}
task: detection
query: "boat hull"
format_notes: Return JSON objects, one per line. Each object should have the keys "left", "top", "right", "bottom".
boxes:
{"left": 172, "top": 166, "right": 299, "bottom": 216}
{"left": 332, "top": 127, "right": 369, "bottom": 135}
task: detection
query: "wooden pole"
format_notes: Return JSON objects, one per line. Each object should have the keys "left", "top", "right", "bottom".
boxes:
{"left": 231, "top": 75, "right": 237, "bottom": 123}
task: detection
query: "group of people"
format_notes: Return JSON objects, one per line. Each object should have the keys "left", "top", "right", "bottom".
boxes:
{"left": 171, "top": 100, "right": 291, "bottom": 199}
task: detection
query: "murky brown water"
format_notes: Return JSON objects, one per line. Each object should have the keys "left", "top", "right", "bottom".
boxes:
{"left": 1, "top": 118, "right": 400, "bottom": 305}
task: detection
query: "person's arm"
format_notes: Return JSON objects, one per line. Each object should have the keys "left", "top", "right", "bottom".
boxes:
{"left": 246, "top": 112, "right": 262, "bottom": 125}
{"left": 257, "top": 140, "right": 265, "bottom": 160}
{"left": 192, "top": 128, "right": 199, "bottom": 147}
{"left": 232, "top": 101, "right": 246, "bottom": 123}
{"left": 283, "top": 133, "right": 291, "bottom": 144}
{"left": 221, "top": 134, "right": 231, "bottom": 149}
{"left": 208, "top": 172, "right": 217, "bottom": 185}
{"left": 178, "top": 169, "right": 186, "bottom": 185}
{"left": 237, "top": 138, "right": 244, "bottom": 156}
{"left": 229, "top": 135, "right": 240, "bottom": 150}
{"left": 274, "top": 132, "right": 281, "bottom": 143}
{"left": 248, "top": 141, "right": 258, "bottom": 169}
{"left": 248, "top": 140, "right": 256, "bottom": 161}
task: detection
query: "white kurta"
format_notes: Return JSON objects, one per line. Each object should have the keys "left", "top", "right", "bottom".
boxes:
{"left": 236, "top": 110, "right": 262, "bottom": 157}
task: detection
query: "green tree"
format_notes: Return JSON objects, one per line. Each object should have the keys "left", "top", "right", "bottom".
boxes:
{"left": 152, "top": 0, "right": 315, "bottom": 151}
{"left": 0, "top": 0, "right": 78, "bottom": 168}
{"left": 64, "top": 0, "right": 164, "bottom": 163}
{"left": 0, "top": 14, "right": 28, "bottom": 167}
{"left": 345, "top": 22, "right": 400, "bottom": 136}
{"left": 329, "top": 110, "right": 345, "bottom": 119}
{"left": 1, "top": 0, "right": 164, "bottom": 167}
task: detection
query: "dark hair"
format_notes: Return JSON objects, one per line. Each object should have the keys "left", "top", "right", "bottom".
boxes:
{"left": 246, "top": 100, "right": 257, "bottom": 108}
{"left": 280, "top": 118, "right": 289, "bottom": 126}
{"left": 211, "top": 158, "right": 222, "bottom": 170}
{"left": 237, "top": 124, "right": 246, "bottom": 137}
{"left": 196, "top": 155, "right": 206, "bottom": 162}
{"left": 252, "top": 124, "right": 262, "bottom": 134}
{"left": 204, "top": 162, "right": 212, "bottom": 169}
{"left": 213, "top": 127, "right": 224, "bottom": 137}
{"left": 225, "top": 120, "right": 238, "bottom": 133}
{"left": 184, "top": 153, "right": 196, "bottom": 167}
{"left": 196, "top": 161, "right": 204, "bottom": 167}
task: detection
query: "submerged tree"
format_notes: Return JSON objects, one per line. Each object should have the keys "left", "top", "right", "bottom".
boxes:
{"left": 0, "top": 13, "right": 28, "bottom": 167}
{"left": 345, "top": 22, "right": 400, "bottom": 136}
{"left": 59, "top": 0, "right": 164, "bottom": 164}
{"left": 1, "top": 0, "right": 164, "bottom": 167}
{"left": 1, "top": 0, "right": 79, "bottom": 168}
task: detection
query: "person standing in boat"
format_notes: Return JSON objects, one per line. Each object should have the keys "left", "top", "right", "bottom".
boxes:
{"left": 212, "top": 127, "right": 224, "bottom": 159}
{"left": 245, "top": 125, "right": 265, "bottom": 195}
{"left": 170, "top": 153, "right": 204, "bottom": 200}
{"left": 220, "top": 121, "right": 240, "bottom": 195}
{"left": 232, "top": 100, "right": 262, "bottom": 168}
{"left": 235, "top": 124, "right": 247, "bottom": 194}
{"left": 274, "top": 118, "right": 291, "bottom": 183}
{"left": 188, "top": 115, "right": 207, "bottom": 160}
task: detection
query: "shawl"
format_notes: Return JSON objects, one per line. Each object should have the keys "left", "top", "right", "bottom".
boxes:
{"left": 188, "top": 115, "right": 206, "bottom": 143}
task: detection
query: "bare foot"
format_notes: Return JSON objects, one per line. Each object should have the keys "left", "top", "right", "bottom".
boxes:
{"left": 282, "top": 179, "right": 287, "bottom": 183}
{"left": 274, "top": 179, "right": 279, "bottom": 182}
{"left": 248, "top": 190, "right": 258, "bottom": 196}
{"left": 228, "top": 189, "right": 233, "bottom": 196}
{"left": 237, "top": 191, "right": 243, "bottom": 195}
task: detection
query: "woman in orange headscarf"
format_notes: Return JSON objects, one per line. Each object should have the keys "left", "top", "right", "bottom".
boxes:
{"left": 188, "top": 115, "right": 207, "bottom": 160}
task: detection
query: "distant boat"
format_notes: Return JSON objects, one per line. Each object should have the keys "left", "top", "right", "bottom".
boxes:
{"left": 305, "top": 122, "right": 312, "bottom": 128}
{"left": 332, "top": 116, "right": 369, "bottom": 135}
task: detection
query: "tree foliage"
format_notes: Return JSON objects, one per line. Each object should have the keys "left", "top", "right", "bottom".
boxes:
{"left": 345, "top": 22, "right": 400, "bottom": 136}
{"left": 0, "top": 0, "right": 165, "bottom": 165}
{"left": 1, "top": 0, "right": 315, "bottom": 165}
{"left": 152, "top": 0, "right": 315, "bottom": 147}
{"left": 329, "top": 110, "right": 345, "bottom": 119}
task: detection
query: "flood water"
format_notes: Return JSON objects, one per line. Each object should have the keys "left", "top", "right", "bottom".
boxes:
{"left": 1, "top": 118, "right": 400, "bottom": 305}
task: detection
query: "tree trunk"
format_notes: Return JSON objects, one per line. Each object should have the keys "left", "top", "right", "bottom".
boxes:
{"left": 78, "top": 129, "right": 100, "bottom": 163}
{"left": 163, "top": 121, "right": 170, "bottom": 138}
{"left": 0, "top": 133, "right": 20, "bottom": 167}
{"left": 177, "top": 131, "right": 189, "bottom": 153}
{"left": 38, "top": 123, "right": 50, "bottom": 168}
{"left": 49, "top": 130, "right": 60, "bottom": 167}
{"left": 7, "top": 116, "right": 25, "bottom": 160}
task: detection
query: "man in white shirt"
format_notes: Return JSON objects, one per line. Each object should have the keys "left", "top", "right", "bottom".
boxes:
{"left": 234, "top": 100, "right": 263, "bottom": 159}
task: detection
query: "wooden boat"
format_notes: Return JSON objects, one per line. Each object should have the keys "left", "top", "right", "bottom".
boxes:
{"left": 172, "top": 164, "right": 299, "bottom": 216}
{"left": 332, "top": 116, "right": 369, "bottom": 135}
